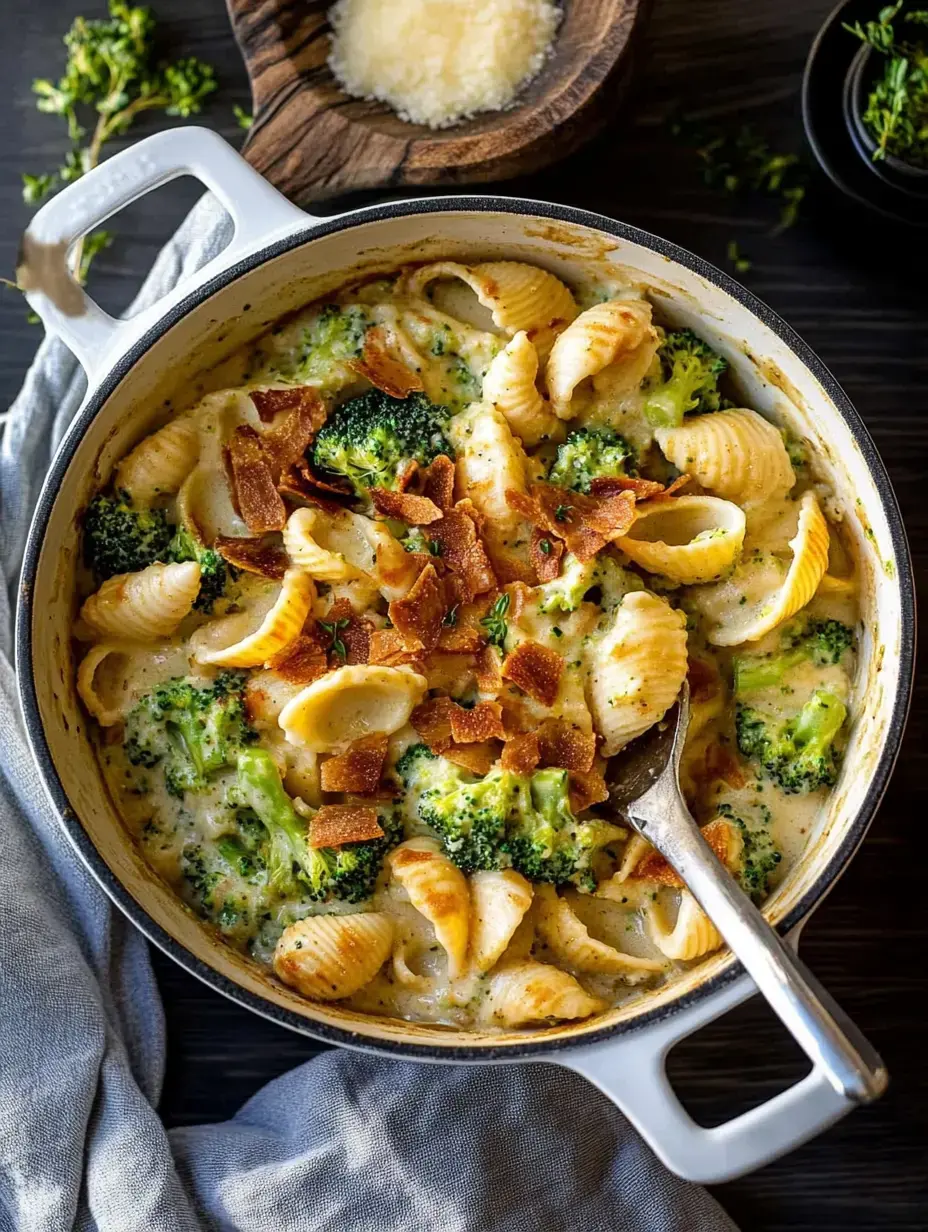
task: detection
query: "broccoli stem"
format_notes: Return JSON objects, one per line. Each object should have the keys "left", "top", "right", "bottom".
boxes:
{"left": 790, "top": 690, "right": 847, "bottom": 761}
{"left": 235, "top": 747, "right": 329, "bottom": 896}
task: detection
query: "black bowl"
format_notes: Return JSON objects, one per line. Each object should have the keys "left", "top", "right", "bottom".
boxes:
{"left": 802, "top": 0, "right": 928, "bottom": 227}
{"left": 843, "top": 43, "right": 928, "bottom": 198}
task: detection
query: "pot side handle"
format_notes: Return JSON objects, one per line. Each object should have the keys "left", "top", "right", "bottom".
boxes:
{"left": 558, "top": 964, "right": 857, "bottom": 1184}
{"left": 19, "top": 127, "right": 308, "bottom": 382}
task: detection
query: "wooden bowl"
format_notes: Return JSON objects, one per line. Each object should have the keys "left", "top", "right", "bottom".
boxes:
{"left": 228, "top": 0, "right": 648, "bottom": 205}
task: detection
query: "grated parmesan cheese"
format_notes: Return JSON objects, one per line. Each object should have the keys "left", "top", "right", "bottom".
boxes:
{"left": 328, "top": 0, "right": 561, "bottom": 130}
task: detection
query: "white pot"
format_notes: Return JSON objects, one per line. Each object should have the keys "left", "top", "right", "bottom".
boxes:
{"left": 16, "top": 128, "right": 915, "bottom": 1183}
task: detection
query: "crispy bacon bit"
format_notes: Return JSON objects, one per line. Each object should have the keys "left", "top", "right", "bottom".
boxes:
{"left": 590, "top": 475, "right": 667, "bottom": 501}
{"left": 215, "top": 535, "right": 288, "bottom": 580}
{"left": 501, "top": 640, "right": 563, "bottom": 707}
{"left": 227, "top": 426, "right": 286, "bottom": 533}
{"left": 537, "top": 719, "right": 596, "bottom": 773}
{"left": 319, "top": 734, "right": 389, "bottom": 795}
{"left": 530, "top": 528, "right": 564, "bottom": 583}
{"left": 350, "top": 327, "right": 424, "bottom": 398}
{"left": 370, "top": 487, "right": 443, "bottom": 525}
{"left": 445, "top": 741, "right": 501, "bottom": 775}
{"left": 411, "top": 696, "right": 458, "bottom": 753}
{"left": 368, "top": 628, "right": 423, "bottom": 666}
{"left": 388, "top": 563, "right": 446, "bottom": 653}
{"left": 422, "top": 455, "right": 456, "bottom": 510}
{"left": 278, "top": 457, "right": 353, "bottom": 504}
{"left": 509, "top": 483, "right": 636, "bottom": 563}
{"left": 450, "top": 700, "right": 505, "bottom": 744}
{"left": 632, "top": 817, "right": 736, "bottom": 886}
{"left": 501, "top": 730, "right": 542, "bottom": 775}
{"left": 310, "top": 804, "right": 384, "bottom": 849}
{"left": 427, "top": 508, "right": 496, "bottom": 602}
{"left": 437, "top": 624, "right": 484, "bottom": 654}
{"left": 569, "top": 768, "right": 610, "bottom": 813}
{"left": 581, "top": 491, "right": 637, "bottom": 538}
{"left": 475, "top": 645, "right": 503, "bottom": 693}
{"left": 267, "top": 632, "right": 329, "bottom": 685}
{"left": 687, "top": 656, "right": 720, "bottom": 703}
{"left": 704, "top": 741, "right": 746, "bottom": 788}
{"left": 251, "top": 385, "right": 327, "bottom": 430}
{"left": 261, "top": 404, "right": 324, "bottom": 478}
{"left": 647, "top": 475, "right": 690, "bottom": 502}
{"left": 503, "top": 581, "right": 535, "bottom": 623}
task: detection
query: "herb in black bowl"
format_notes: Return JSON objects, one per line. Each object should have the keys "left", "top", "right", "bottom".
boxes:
{"left": 842, "top": 3, "right": 928, "bottom": 192}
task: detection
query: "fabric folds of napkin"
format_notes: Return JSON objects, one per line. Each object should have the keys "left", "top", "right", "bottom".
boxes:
{"left": 0, "top": 193, "right": 737, "bottom": 1232}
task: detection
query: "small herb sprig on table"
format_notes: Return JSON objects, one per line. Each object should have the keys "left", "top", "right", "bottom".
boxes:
{"left": 669, "top": 113, "right": 807, "bottom": 274}
{"left": 845, "top": 3, "right": 928, "bottom": 167}
{"left": 20, "top": 1, "right": 217, "bottom": 285}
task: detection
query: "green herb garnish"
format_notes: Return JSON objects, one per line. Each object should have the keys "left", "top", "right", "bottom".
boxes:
{"left": 319, "top": 617, "right": 351, "bottom": 661}
{"left": 480, "top": 594, "right": 510, "bottom": 650}
{"left": 21, "top": 1, "right": 217, "bottom": 284}
{"left": 845, "top": 3, "right": 928, "bottom": 167}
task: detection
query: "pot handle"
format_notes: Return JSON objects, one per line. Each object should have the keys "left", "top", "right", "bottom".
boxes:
{"left": 559, "top": 961, "right": 856, "bottom": 1183}
{"left": 19, "top": 127, "right": 308, "bottom": 382}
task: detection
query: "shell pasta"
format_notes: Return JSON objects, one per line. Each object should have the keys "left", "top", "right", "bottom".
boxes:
{"left": 73, "top": 256, "right": 862, "bottom": 1032}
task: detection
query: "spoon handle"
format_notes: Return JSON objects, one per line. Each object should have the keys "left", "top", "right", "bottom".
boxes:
{"left": 629, "top": 789, "right": 887, "bottom": 1104}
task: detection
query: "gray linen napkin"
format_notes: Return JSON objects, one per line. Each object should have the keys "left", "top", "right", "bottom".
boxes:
{"left": 0, "top": 192, "right": 738, "bottom": 1232}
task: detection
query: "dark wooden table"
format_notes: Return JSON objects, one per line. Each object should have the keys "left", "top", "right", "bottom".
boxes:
{"left": 2, "top": 1, "right": 926, "bottom": 1228}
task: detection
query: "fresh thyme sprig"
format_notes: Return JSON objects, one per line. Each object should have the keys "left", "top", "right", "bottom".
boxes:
{"left": 21, "top": 0, "right": 217, "bottom": 284}
{"left": 845, "top": 3, "right": 928, "bottom": 167}
{"left": 480, "top": 594, "right": 510, "bottom": 651}
{"left": 319, "top": 617, "right": 351, "bottom": 662}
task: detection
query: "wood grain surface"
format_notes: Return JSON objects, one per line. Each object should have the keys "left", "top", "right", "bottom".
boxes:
{"left": 1, "top": 1, "right": 926, "bottom": 1228}
{"left": 229, "top": 0, "right": 647, "bottom": 203}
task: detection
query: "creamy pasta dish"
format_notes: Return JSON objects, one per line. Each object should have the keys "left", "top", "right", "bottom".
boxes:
{"left": 75, "top": 259, "right": 859, "bottom": 1030}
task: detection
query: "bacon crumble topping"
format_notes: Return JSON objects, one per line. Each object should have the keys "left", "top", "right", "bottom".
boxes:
{"left": 501, "top": 640, "right": 563, "bottom": 707}
{"left": 319, "top": 734, "right": 389, "bottom": 795}
{"left": 350, "top": 326, "right": 425, "bottom": 398}
{"left": 370, "top": 487, "right": 443, "bottom": 525}
{"left": 309, "top": 804, "right": 384, "bottom": 849}
{"left": 215, "top": 535, "right": 289, "bottom": 580}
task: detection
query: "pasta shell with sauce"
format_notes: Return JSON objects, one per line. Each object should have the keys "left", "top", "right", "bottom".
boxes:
{"left": 534, "top": 885, "right": 665, "bottom": 982}
{"left": 698, "top": 490, "right": 831, "bottom": 647}
{"left": 283, "top": 507, "right": 370, "bottom": 583}
{"left": 648, "top": 891, "right": 724, "bottom": 962}
{"left": 545, "top": 299, "right": 658, "bottom": 420}
{"left": 587, "top": 590, "right": 689, "bottom": 757}
{"left": 273, "top": 913, "right": 394, "bottom": 1000}
{"left": 114, "top": 415, "right": 200, "bottom": 505}
{"left": 388, "top": 837, "right": 470, "bottom": 980}
{"left": 656, "top": 408, "right": 795, "bottom": 506}
{"left": 80, "top": 561, "right": 201, "bottom": 642}
{"left": 278, "top": 663, "right": 427, "bottom": 754}
{"left": 469, "top": 869, "right": 534, "bottom": 975}
{"left": 76, "top": 642, "right": 139, "bottom": 727}
{"left": 481, "top": 332, "right": 564, "bottom": 447}
{"left": 194, "top": 567, "right": 315, "bottom": 668}
{"left": 479, "top": 960, "right": 606, "bottom": 1028}
{"left": 401, "top": 260, "right": 577, "bottom": 357}
{"left": 617, "top": 495, "right": 746, "bottom": 585}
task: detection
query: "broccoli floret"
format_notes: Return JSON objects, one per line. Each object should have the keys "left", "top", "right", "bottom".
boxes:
{"left": 503, "top": 768, "right": 619, "bottom": 891}
{"left": 643, "top": 329, "right": 728, "bottom": 429}
{"left": 124, "top": 672, "right": 255, "bottom": 798}
{"left": 717, "top": 801, "right": 781, "bottom": 902}
{"left": 733, "top": 618, "right": 855, "bottom": 694}
{"left": 539, "top": 552, "right": 644, "bottom": 615}
{"left": 313, "top": 389, "right": 454, "bottom": 500}
{"left": 83, "top": 491, "right": 173, "bottom": 582}
{"left": 396, "top": 744, "right": 506, "bottom": 871}
{"left": 547, "top": 427, "right": 635, "bottom": 494}
{"left": 294, "top": 304, "right": 370, "bottom": 383}
{"left": 397, "top": 746, "right": 618, "bottom": 886}
{"left": 165, "top": 525, "right": 233, "bottom": 613}
{"left": 736, "top": 690, "right": 847, "bottom": 794}
{"left": 234, "top": 746, "right": 399, "bottom": 902}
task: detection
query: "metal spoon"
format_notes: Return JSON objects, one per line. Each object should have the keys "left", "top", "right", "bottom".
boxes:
{"left": 607, "top": 682, "right": 888, "bottom": 1105}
